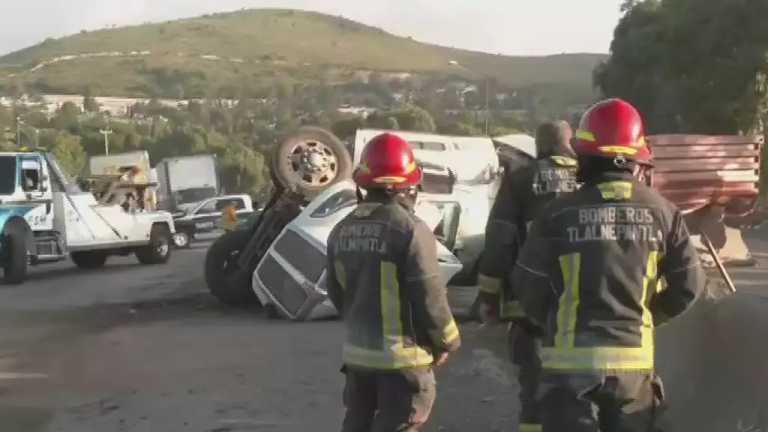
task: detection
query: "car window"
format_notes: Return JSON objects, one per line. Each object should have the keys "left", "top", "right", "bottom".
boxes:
{"left": 410, "top": 141, "right": 446, "bottom": 151}
{"left": 0, "top": 156, "right": 16, "bottom": 195}
{"left": 195, "top": 200, "right": 218, "bottom": 215}
{"left": 215, "top": 199, "right": 245, "bottom": 211}
{"left": 311, "top": 189, "right": 358, "bottom": 218}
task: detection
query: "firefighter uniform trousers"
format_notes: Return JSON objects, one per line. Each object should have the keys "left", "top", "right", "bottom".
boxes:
{"left": 341, "top": 366, "right": 436, "bottom": 432}
{"left": 508, "top": 322, "right": 542, "bottom": 432}
{"left": 538, "top": 371, "right": 665, "bottom": 432}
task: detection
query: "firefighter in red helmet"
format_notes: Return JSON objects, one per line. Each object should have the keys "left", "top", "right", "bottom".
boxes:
{"left": 511, "top": 99, "right": 704, "bottom": 431}
{"left": 326, "top": 133, "right": 461, "bottom": 432}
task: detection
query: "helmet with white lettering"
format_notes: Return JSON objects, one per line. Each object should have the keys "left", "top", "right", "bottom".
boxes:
{"left": 353, "top": 133, "right": 422, "bottom": 190}
{"left": 574, "top": 99, "right": 652, "bottom": 164}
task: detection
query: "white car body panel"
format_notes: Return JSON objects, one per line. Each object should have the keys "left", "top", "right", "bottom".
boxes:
{"left": 252, "top": 181, "right": 465, "bottom": 320}
{"left": 251, "top": 129, "right": 536, "bottom": 321}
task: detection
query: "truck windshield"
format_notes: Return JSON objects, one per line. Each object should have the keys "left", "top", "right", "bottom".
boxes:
{"left": 0, "top": 156, "right": 17, "bottom": 195}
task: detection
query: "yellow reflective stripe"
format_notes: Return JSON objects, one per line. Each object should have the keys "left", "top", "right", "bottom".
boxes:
{"left": 597, "top": 181, "right": 633, "bottom": 200}
{"left": 576, "top": 129, "right": 596, "bottom": 142}
{"left": 543, "top": 251, "right": 659, "bottom": 371}
{"left": 500, "top": 300, "right": 525, "bottom": 319}
{"left": 641, "top": 251, "right": 659, "bottom": 348}
{"left": 478, "top": 274, "right": 502, "bottom": 295}
{"left": 520, "top": 424, "right": 543, "bottom": 432}
{"left": 541, "top": 346, "right": 653, "bottom": 370}
{"left": 599, "top": 145, "right": 639, "bottom": 155}
{"left": 343, "top": 344, "right": 434, "bottom": 370}
{"left": 334, "top": 260, "right": 347, "bottom": 290}
{"left": 381, "top": 261, "right": 404, "bottom": 349}
{"left": 550, "top": 155, "right": 577, "bottom": 167}
{"left": 432, "top": 319, "right": 460, "bottom": 345}
{"left": 555, "top": 254, "right": 581, "bottom": 348}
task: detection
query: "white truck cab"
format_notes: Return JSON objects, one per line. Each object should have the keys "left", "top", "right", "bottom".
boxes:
{"left": 0, "top": 151, "right": 175, "bottom": 284}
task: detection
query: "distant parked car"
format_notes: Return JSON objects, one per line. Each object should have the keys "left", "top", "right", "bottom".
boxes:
{"left": 171, "top": 194, "right": 255, "bottom": 248}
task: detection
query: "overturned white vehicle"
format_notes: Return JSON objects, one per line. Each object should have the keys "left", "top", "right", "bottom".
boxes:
{"left": 205, "top": 127, "right": 536, "bottom": 320}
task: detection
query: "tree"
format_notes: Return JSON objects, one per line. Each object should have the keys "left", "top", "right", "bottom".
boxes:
{"left": 51, "top": 133, "right": 86, "bottom": 177}
{"left": 52, "top": 102, "right": 81, "bottom": 133}
{"left": 83, "top": 88, "right": 100, "bottom": 113}
{"left": 595, "top": 0, "right": 768, "bottom": 134}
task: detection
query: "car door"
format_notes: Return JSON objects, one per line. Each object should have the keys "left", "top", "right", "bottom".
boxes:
{"left": 190, "top": 198, "right": 220, "bottom": 233}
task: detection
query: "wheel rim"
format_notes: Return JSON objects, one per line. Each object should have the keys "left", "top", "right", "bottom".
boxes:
{"left": 285, "top": 140, "right": 339, "bottom": 188}
{"left": 174, "top": 233, "right": 189, "bottom": 247}
{"left": 156, "top": 237, "right": 170, "bottom": 257}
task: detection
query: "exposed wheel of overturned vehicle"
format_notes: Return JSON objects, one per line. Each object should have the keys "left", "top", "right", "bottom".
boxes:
{"left": 2, "top": 220, "right": 29, "bottom": 284}
{"left": 136, "top": 224, "right": 172, "bottom": 265}
{"left": 71, "top": 251, "right": 108, "bottom": 269}
{"left": 273, "top": 127, "right": 353, "bottom": 200}
{"left": 205, "top": 229, "right": 258, "bottom": 306}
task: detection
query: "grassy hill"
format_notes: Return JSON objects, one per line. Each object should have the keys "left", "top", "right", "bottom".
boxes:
{"left": 0, "top": 9, "right": 605, "bottom": 100}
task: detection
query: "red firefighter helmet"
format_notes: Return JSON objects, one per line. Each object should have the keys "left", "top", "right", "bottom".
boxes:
{"left": 574, "top": 98, "right": 653, "bottom": 164}
{"left": 353, "top": 133, "right": 422, "bottom": 189}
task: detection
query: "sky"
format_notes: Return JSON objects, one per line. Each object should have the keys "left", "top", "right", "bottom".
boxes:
{"left": 0, "top": 0, "right": 624, "bottom": 57}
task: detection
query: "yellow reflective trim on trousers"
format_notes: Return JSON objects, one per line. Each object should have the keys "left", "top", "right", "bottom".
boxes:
{"left": 555, "top": 254, "right": 581, "bottom": 348}
{"left": 334, "top": 260, "right": 347, "bottom": 290}
{"left": 520, "top": 424, "right": 543, "bottom": 432}
{"left": 500, "top": 300, "right": 525, "bottom": 319}
{"left": 342, "top": 344, "right": 434, "bottom": 370}
{"left": 597, "top": 181, "right": 633, "bottom": 200}
{"left": 478, "top": 274, "right": 502, "bottom": 295}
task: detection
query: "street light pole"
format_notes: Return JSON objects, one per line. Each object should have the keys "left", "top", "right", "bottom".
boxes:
{"left": 99, "top": 118, "right": 113, "bottom": 155}
{"left": 16, "top": 116, "right": 21, "bottom": 147}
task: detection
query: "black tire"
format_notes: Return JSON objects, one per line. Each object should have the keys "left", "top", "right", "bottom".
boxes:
{"left": 2, "top": 221, "right": 29, "bottom": 284}
{"left": 205, "top": 229, "right": 258, "bottom": 306}
{"left": 136, "top": 224, "right": 172, "bottom": 265}
{"left": 71, "top": 251, "right": 108, "bottom": 269}
{"left": 173, "top": 230, "right": 192, "bottom": 249}
{"left": 272, "top": 127, "right": 353, "bottom": 200}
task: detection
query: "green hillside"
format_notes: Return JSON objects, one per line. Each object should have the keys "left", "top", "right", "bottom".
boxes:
{"left": 0, "top": 9, "right": 605, "bottom": 98}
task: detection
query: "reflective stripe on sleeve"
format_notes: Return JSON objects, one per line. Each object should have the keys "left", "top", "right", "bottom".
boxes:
{"left": 342, "top": 344, "right": 434, "bottom": 370}
{"left": 519, "top": 424, "right": 543, "bottom": 432}
{"left": 430, "top": 319, "right": 460, "bottom": 347}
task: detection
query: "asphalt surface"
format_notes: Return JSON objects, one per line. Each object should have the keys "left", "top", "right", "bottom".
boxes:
{"left": 1, "top": 228, "right": 768, "bottom": 432}
{"left": 0, "top": 239, "right": 516, "bottom": 432}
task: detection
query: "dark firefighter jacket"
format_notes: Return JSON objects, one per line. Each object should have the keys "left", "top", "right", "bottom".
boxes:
{"left": 478, "top": 155, "right": 578, "bottom": 319}
{"left": 512, "top": 172, "right": 705, "bottom": 371}
{"left": 326, "top": 196, "right": 461, "bottom": 370}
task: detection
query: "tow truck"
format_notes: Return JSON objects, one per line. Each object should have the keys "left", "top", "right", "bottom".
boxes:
{"left": 0, "top": 150, "right": 175, "bottom": 284}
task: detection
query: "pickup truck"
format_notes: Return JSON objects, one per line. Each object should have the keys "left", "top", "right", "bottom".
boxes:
{"left": 171, "top": 194, "right": 255, "bottom": 248}
{"left": 0, "top": 150, "right": 175, "bottom": 284}
{"left": 205, "top": 128, "right": 763, "bottom": 320}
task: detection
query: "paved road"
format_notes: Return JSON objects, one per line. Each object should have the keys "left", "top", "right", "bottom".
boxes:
{"left": 2, "top": 228, "right": 768, "bottom": 432}
{"left": 0, "top": 240, "right": 517, "bottom": 432}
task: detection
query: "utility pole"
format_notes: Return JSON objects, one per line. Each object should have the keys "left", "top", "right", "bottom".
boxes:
{"left": 16, "top": 116, "right": 22, "bottom": 147}
{"left": 99, "top": 118, "right": 113, "bottom": 155}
